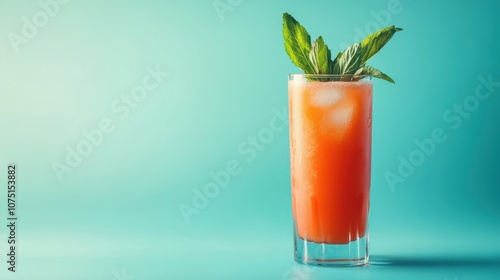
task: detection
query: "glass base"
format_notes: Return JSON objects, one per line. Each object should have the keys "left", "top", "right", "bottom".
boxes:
{"left": 294, "top": 235, "right": 369, "bottom": 266}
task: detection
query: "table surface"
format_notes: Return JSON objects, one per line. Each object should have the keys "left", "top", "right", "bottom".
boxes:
{"left": 2, "top": 234, "right": 499, "bottom": 280}
{"left": 10, "top": 253, "right": 500, "bottom": 280}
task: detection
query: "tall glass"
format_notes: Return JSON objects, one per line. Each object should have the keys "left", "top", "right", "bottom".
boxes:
{"left": 288, "top": 74, "right": 373, "bottom": 266}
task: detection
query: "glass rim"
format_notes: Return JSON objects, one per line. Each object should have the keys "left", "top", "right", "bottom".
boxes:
{"left": 289, "top": 74, "right": 372, "bottom": 81}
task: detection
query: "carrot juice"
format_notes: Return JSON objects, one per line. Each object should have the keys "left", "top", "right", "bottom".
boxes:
{"left": 289, "top": 75, "right": 372, "bottom": 246}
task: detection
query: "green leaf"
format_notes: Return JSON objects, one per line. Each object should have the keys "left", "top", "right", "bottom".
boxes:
{"left": 282, "top": 13, "right": 315, "bottom": 74}
{"left": 336, "top": 42, "right": 363, "bottom": 74}
{"left": 355, "top": 65, "right": 395, "bottom": 83}
{"left": 360, "top": 26, "right": 403, "bottom": 65}
{"left": 332, "top": 51, "right": 342, "bottom": 74}
{"left": 309, "top": 36, "right": 331, "bottom": 74}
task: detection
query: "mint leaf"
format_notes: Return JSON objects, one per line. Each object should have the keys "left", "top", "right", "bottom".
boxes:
{"left": 336, "top": 42, "right": 363, "bottom": 75}
{"left": 355, "top": 65, "right": 395, "bottom": 83}
{"left": 282, "top": 13, "right": 315, "bottom": 74}
{"left": 360, "top": 26, "right": 403, "bottom": 65}
{"left": 309, "top": 36, "right": 332, "bottom": 74}
{"left": 331, "top": 51, "right": 342, "bottom": 75}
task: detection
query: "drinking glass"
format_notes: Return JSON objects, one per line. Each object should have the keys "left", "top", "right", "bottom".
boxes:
{"left": 288, "top": 74, "right": 372, "bottom": 266}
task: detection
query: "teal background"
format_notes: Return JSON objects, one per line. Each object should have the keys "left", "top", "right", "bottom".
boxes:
{"left": 0, "top": 0, "right": 499, "bottom": 279}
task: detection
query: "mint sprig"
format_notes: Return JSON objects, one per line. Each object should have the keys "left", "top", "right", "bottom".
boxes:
{"left": 282, "top": 12, "right": 402, "bottom": 83}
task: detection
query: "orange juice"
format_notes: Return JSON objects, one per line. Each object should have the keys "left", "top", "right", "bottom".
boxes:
{"left": 289, "top": 76, "right": 372, "bottom": 244}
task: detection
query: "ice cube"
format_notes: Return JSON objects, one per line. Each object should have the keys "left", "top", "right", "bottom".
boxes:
{"left": 310, "top": 88, "right": 342, "bottom": 107}
{"left": 323, "top": 103, "right": 354, "bottom": 138}
{"left": 328, "top": 105, "right": 353, "bottom": 126}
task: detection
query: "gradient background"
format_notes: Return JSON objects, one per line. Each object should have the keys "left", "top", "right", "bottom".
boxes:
{"left": 0, "top": 0, "right": 499, "bottom": 279}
